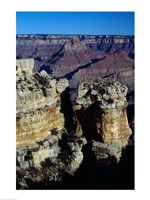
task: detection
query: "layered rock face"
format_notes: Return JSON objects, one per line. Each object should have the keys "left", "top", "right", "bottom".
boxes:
{"left": 16, "top": 59, "right": 69, "bottom": 145}
{"left": 16, "top": 59, "right": 85, "bottom": 185}
{"left": 16, "top": 59, "right": 71, "bottom": 169}
{"left": 16, "top": 59, "right": 134, "bottom": 189}
{"left": 75, "top": 78, "right": 132, "bottom": 147}
{"left": 16, "top": 34, "right": 134, "bottom": 102}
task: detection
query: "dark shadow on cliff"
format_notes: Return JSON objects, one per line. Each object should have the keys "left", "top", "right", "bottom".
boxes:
{"left": 76, "top": 101, "right": 103, "bottom": 142}
{"left": 38, "top": 65, "right": 52, "bottom": 75}
{"left": 115, "top": 145, "right": 134, "bottom": 189}
{"left": 60, "top": 87, "right": 74, "bottom": 133}
{"left": 16, "top": 143, "right": 134, "bottom": 190}
{"left": 35, "top": 56, "right": 43, "bottom": 61}
{"left": 29, "top": 48, "right": 37, "bottom": 58}
{"left": 58, "top": 143, "right": 134, "bottom": 190}
{"left": 63, "top": 56, "right": 106, "bottom": 80}
{"left": 126, "top": 90, "right": 134, "bottom": 140}
{"left": 128, "top": 50, "right": 134, "bottom": 59}
{"left": 127, "top": 104, "right": 134, "bottom": 126}
{"left": 47, "top": 44, "right": 65, "bottom": 64}
{"left": 105, "top": 44, "right": 113, "bottom": 54}
{"left": 38, "top": 45, "right": 65, "bottom": 75}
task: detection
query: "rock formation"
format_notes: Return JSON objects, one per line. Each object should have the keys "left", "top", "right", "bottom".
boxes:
{"left": 16, "top": 58, "right": 34, "bottom": 74}
{"left": 16, "top": 59, "right": 71, "bottom": 169}
{"left": 16, "top": 34, "right": 134, "bottom": 102}
{"left": 16, "top": 59, "right": 69, "bottom": 145}
{"left": 16, "top": 58, "right": 134, "bottom": 189}
{"left": 75, "top": 78, "right": 132, "bottom": 147}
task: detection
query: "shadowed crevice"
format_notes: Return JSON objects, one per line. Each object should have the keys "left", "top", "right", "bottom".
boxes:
{"left": 62, "top": 56, "right": 106, "bottom": 80}
{"left": 60, "top": 87, "right": 74, "bottom": 133}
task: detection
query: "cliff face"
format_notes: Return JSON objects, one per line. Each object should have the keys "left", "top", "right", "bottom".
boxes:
{"left": 16, "top": 58, "right": 134, "bottom": 189}
{"left": 75, "top": 78, "right": 132, "bottom": 147}
{"left": 16, "top": 58, "right": 34, "bottom": 74}
{"left": 16, "top": 34, "right": 134, "bottom": 102}
{"left": 16, "top": 59, "right": 69, "bottom": 145}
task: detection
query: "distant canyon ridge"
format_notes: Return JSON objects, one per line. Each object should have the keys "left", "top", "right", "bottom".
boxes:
{"left": 16, "top": 35, "right": 134, "bottom": 189}
{"left": 16, "top": 34, "right": 134, "bottom": 102}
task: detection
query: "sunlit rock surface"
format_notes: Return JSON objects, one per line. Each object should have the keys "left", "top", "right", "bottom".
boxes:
{"left": 16, "top": 34, "right": 134, "bottom": 102}
{"left": 16, "top": 59, "right": 134, "bottom": 190}
{"left": 16, "top": 59, "right": 69, "bottom": 146}
{"left": 75, "top": 77, "right": 132, "bottom": 147}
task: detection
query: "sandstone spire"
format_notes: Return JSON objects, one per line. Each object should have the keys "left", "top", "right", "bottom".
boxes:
{"left": 75, "top": 77, "right": 132, "bottom": 147}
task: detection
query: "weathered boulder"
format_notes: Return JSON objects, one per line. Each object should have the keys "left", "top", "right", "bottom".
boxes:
{"left": 63, "top": 137, "right": 87, "bottom": 175}
{"left": 90, "top": 140, "right": 122, "bottom": 163}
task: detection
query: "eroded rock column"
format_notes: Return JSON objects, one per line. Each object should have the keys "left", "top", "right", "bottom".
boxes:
{"left": 75, "top": 77, "right": 132, "bottom": 147}
{"left": 16, "top": 59, "right": 70, "bottom": 169}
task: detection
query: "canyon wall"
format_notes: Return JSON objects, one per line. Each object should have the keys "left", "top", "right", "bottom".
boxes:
{"left": 16, "top": 34, "right": 134, "bottom": 102}
{"left": 16, "top": 44, "right": 134, "bottom": 189}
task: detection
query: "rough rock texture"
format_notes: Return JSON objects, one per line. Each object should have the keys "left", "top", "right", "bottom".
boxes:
{"left": 62, "top": 137, "right": 87, "bottom": 175}
{"left": 16, "top": 133, "right": 61, "bottom": 169}
{"left": 16, "top": 58, "right": 134, "bottom": 189}
{"left": 75, "top": 78, "right": 132, "bottom": 147}
{"left": 16, "top": 59, "right": 71, "bottom": 172}
{"left": 16, "top": 58, "right": 34, "bottom": 75}
{"left": 90, "top": 140, "right": 122, "bottom": 163}
{"left": 16, "top": 34, "right": 134, "bottom": 102}
{"left": 16, "top": 59, "right": 87, "bottom": 188}
{"left": 16, "top": 59, "right": 69, "bottom": 145}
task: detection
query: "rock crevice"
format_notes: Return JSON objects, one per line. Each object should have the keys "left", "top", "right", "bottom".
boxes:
{"left": 16, "top": 59, "right": 133, "bottom": 189}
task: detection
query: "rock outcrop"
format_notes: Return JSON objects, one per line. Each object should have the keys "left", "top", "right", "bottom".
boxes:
{"left": 16, "top": 59, "right": 69, "bottom": 145}
{"left": 74, "top": 78, "right": 132, "bottom": 147}
{"left": 16, "top": 34, "right": 134, "bottom": 102}
{"left": 90, "top": 140, "right": 122, "bottom": 163}
{"left": 16, "top": 59, "right": 71, "bottom": 170}
{"left": 62, "top": 137, "right": 87, "bottom": 175}
{"left": 64, "top": 37, "right": 87, "bottom": 52}
{"left": 16, "top": 59, "right": 86, "bottom": 185}
{"left": 16, "top": 59, "right": 134, "bottom": 189}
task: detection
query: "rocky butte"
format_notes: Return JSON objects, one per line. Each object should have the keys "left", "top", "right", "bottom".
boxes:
{"left": 16, "top": 57, "right": 134, "bottom": 189}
